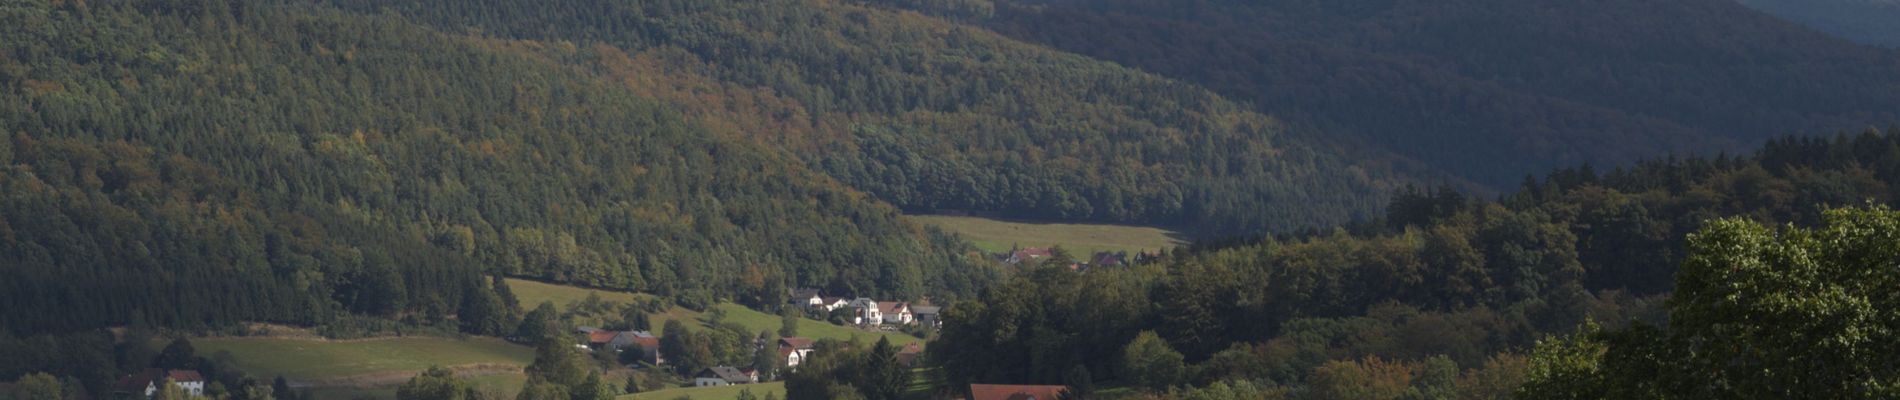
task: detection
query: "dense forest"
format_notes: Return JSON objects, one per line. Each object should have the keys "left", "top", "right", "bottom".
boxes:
{"left": 301, "top": 0, "right": 1424, "bottom": 233}
{"left": 907, "top": 0, "right": 1900, "bottom": 187}
{"left": 1737, "top": 0, "right": 1900, "bottom": 47}
{"left": 931, "top": 130, "right": 1900, "bottom": 398}
{"left": 0, "top": 0, "right": 1002, "bottom": 336}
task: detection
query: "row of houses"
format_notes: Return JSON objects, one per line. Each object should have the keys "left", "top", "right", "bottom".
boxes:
{"left": 788, "top": 290, "right": 943, "bottom": 329}
{"left": 578, "top": 327, "right": 664, "bottom": 365}
{"left": 999, "top": 247, "right": 1160, "bottom": 271}
{"left": 690, "top": 338, "right": 926, "bottom": 387}
{"left": 111, "top": 369, "right": 206, "bottom": 398}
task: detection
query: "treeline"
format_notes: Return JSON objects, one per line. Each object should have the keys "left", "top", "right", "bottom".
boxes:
{"left": 914, "top": 0, "right": 1900, "bottom": 187}
{"left": 0, "top": 0, "right": 997, "bottom": 336}
{"left": 302, "top": 0, "right": 1419, "bottom": 234}
{"left": 932, "top": 130, "right": 1900, "bottom": 398}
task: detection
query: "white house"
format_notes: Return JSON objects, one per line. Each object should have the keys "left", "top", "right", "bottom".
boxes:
{"left": 818, "top": 297, "right": 851, "bottom": 312}
{"left": 850, "top": 298, "right": 882, "bottom": 325}
{"left": 120, "top": 369, "right": 204, "bottom": 398}
{"left": 790, "top": 289, "right": 823, "bottom": 308}
{"left": 878, "top": 302, "right": 913, "bottom": 325}
{"left": 780, "top": 337, "right": 817, "bottom": 368}
{"left": 695, "top": 366, "right": 754, "bottom": 387}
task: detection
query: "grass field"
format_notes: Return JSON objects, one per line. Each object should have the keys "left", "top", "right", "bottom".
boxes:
{"left": 623, "top": 381, "right": 785, "bottom": 400}
{"left": 195, "top": 337, "right": 534, "bottom": 379}
{"left": 908, "top": 215, "right": 1185, "bottom": 255}
{"left": 508, "top": 278, "right": 655, "bottom": 312}
{"left": 192, "top": 336, "right": 535, "bottom": 399}
{"left": 507, "top": 279, "right": 923, "bottom": 346}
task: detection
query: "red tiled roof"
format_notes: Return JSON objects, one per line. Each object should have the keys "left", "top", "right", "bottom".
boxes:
{"left": 878, "top": 301, "right": 909, "bottom": 314}
{"left": 780, "top": 337, "right": 815, "bottom": 350}
{"left": 168, "top": 370, "right": 204, "bottom": 382}
{"left": 631, "top": 336, "right": 660, "bottom": 349}
{"left": 1014, "top": 248, "right": 1052, "bottom": 259}
{"left": 114, "top": 369, "right": 162, "bottom": 393}
{"left": 969, "top": 384, "right": 1068, "bottom": 400}
{"left": 588, "top": 330, "right": 618, "bottom": 344}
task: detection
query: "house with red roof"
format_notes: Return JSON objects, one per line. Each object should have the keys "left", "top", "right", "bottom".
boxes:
{"left": 878, "top": 301, "right": 913, "bottom": 325}
{"left": 779, "top": 337, "right": 817, "bottom": 368}
{"left": 113, "top": 369, "right": 205, "bottom": 398}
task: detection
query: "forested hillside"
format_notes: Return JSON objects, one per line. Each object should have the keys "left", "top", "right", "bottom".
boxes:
{"left": 932, "top": 129, "right": 1900, "bottom": 398}
{"left": 924, "top": 0, "right": 1900, "bottom": 187}
{"left": 0, "top": 0, "right": 998, "bottom": 335}
{"left": 304, "top": 0, "right": 1422, "bottom": 233}
{"left": 1738, "top": 0, "right": 1900, "bottom": 47}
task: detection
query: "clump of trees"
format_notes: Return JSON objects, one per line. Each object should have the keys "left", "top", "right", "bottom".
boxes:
{"left": 935, "top": 131, "right": 1900, "bottom": 399}
{"left": 1519, "top": 207, "right": 1900, "bottom": 399}
{"left": 785, "top": 337, "right": 912, "bottom": 400}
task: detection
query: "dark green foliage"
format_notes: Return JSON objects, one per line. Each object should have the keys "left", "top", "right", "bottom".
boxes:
{"left": 658, "top": 320, "right": 707, "bottom": 376}
{"left": 11, "top": 373, "right": 61, "bottom": 400}
{"left": 307, "top": 0, "right": 1414, "bottom": 235}
{"left": 936, "top": 131, "right": 1900, "bottom": 396}
{"left": 523, "top": 335, "right": 589, "bottom": 391}
{"left": 570, "top": 372, "right": 613, "bottom": 400}
{"left": 0, "top": 0, "right": 992, "bottom": 337}
{"left": 1121, "top": 331, "right": 1184, "bottom": 391}
{"left": 156, "top": 338, "right": 197, "bottom": 370}
{"left": 1521, "top": 207, "right": 1900, "bottom": 399}
{"left": 1061, "top": 365, "right": 1094, "bottom": 399}
{"left": 458, "top": 284, "right": 509, "bottom": 336}
{"left": 754, "top": 332, "right": 783, "bottom": 382}
{"left": 396, "top": 366, "right": 479, "bottom": 400}
{"left": 933, "top": 0, "right": 1900, "bottom": 187}
{"left": 784, "top": 339, "right": 910, "bottom": 400}
{"left": 274, "top": 377, "right": 296, "bottom": 400}
{"left": 779, "top": 309, "right": 799, "bottom": 339}
{"left": 516, "top": 303, "right": 559, "bottom": 343}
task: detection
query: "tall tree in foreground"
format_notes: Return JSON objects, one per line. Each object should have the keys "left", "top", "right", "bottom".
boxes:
{"left": 1121, "top": 331, "right": 1184, "bottom": 391}
{"left": 1519, "top": 206, "right": 1900, "bottom": 399}
{"left": 396, "top": 366, "right": 478, "bottom": 400}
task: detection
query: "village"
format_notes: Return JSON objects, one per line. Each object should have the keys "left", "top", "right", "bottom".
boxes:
{"left": 90, "top": 245, "right": 1143, "bottom": 400}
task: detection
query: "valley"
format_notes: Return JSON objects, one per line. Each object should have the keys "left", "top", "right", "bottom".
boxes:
{"left": 2, "top": 0, "right": 1899, "bottom": 399}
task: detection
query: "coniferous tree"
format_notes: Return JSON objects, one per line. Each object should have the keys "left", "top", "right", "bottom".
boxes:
{"left": 156, "top": 338, "right": 197, "bottom": 370}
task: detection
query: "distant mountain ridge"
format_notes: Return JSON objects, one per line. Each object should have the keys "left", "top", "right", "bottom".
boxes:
{"left": 896, "top": 0, "right": 1900, "bottom": 187}
{"left": 1737, "top": 0, "right": 1900, "bottom": 47}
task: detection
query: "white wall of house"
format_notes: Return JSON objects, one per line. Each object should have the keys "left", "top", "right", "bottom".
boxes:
{"left": 144, "top": 381, "right": 205, "bottom": 397}
{"left": 695, "top": 378, "right": 732, "bottom": 387}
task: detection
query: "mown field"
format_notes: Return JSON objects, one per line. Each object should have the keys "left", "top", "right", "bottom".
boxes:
{"left": 507, "top": 279, "right": 923, "bottom": 346}
{"left": 507, "top": 278, "right": 656, "bottom": 312}
{"left": 907, "top": 215, "right": 1185, "bottom": 255}
{"left": 622, "top": 381, "right": 785, "bottom": 400}
{"left": 193, "top": 337, "right": 535, "bottom": 398}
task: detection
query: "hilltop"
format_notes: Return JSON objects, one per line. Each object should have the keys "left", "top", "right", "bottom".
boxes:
{"left": 936, "top": 0, "right": 1900, "bottom": 187}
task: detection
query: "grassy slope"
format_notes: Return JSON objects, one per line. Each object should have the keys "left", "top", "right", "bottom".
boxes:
{"left": 194, "top": 337, "right": 533, "bottom": 399}
{"left": 194, "top": 337, "right": 534, "bottom": 379}
{"left": 908, "top": 215, "right": 1185, "bottom": 255}
{"left": 508, "top": 278, "right": 656, "bottom": 312}
{"left": 507, "top": 279, "right": 923, "bottom": 346}
{"left": 623, "top": 381, "right": 785, "bottom": 400}
{"left": 304, "top": 374, "right": 528, "bottom": 400}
